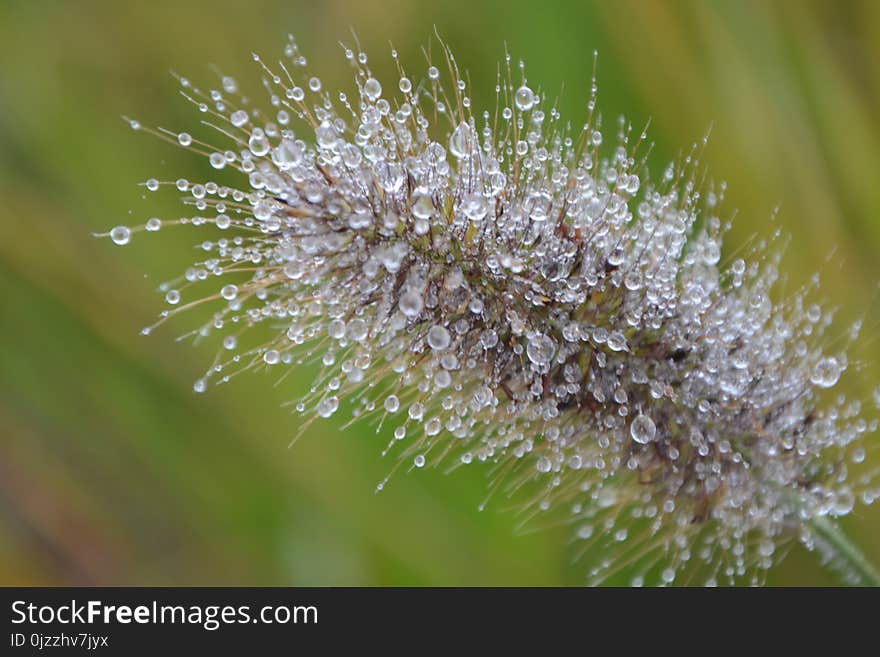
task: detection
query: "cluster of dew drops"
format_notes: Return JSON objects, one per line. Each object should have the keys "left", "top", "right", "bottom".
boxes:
{"left": 102, "top": 34, "right": 880, "bottom": 585}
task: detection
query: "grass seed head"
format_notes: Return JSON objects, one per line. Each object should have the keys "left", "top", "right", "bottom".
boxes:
{"left": 107, "top": 34, "right": 880, "bottom": 586}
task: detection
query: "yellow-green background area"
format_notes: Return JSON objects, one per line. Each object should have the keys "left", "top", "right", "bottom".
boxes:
{"left": 1, "top": 0, "right": 879, "bottom": 586}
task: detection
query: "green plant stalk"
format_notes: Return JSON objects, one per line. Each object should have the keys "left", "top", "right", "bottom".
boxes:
{"left": 810, "top": 516, "right": 880, "bottom": 586}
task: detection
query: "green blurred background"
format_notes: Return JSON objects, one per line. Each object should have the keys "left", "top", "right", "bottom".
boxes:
{"left": 1, "top": 0, "right": 879, "bottom": 585}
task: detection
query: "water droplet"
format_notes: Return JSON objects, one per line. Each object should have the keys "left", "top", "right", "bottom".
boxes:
{"left": 399, "top": 290, "right": 424, "bottom": 318}
{"left": 347, "top": 318, "right": 368, "bottom": 342}
{"left": 316, "top": 121, "right": 336, "bottom": 149}
{"left": 221, "top": 284, "right": 238, "bottom": 300}
{"left": 145, "top": 217, "right": 162, "bottom": 232}
{"left": 413, "top": 454, "right": 426, "bottom": 468}
{"left": 272, "top": 139, "right": 302, "bottom": 169}
{"left": 514, "top": 84, "right": 534, "bottom": 111}
{"left": 461, "top": 193, "right": 487, "bottom": 221}
{"left": 328, "top": 319, "right": 346, "bottom": 340}
{"left": 110, "top": 226, "right": 131, "bottom": 245}
{"left": 630, "top": 414, "right": 656, "bottom": 444}
{"left": 222, "top": 76, "right": 238, "bottom": 93}
{"left": 230, "top": 110, "right": 249, "bottom": 127}
{"left": 193, "top": 379, "right": 207, "bottom": 394}
{"left": 810, "top": 357, "right": 840, "bottom": 388}
{"left": 317, "top": 396, "right": 339, "bottom": 418}
{"left": 412, "top": 195, "right": 434, "bottom": 220}
{"left": 427, "top": 325, "right": 451, "bottom": 350}
{"left": 526, "top": 333, "right": 556, "bottom": 366}
{"left": 449, "top": 122, "right": 476, "bottom": 159}
{"left": 178, "top": 132, "right": 192, "bottom": 146}
{"left": 165, "top": 289, "right": 180, "bottom": 305}
{"left": 429, "top": 369, "right": 450, "bottom": 389}
{"left": 384, "top": 395, "right": 400, "bottom": 413}
{"left": 248, "top": 131, "right": 270, "bottom": 156}
{"left": 363, "top": 77, "right": 382, "bottom": 101}
{"left": 606, "top": 331, "right": 627, "bottom": 352}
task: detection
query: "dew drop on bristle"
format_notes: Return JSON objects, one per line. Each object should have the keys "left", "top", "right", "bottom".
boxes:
{"left": 384, "top": 395, "right": 400, "bottom": 413}
{"left": 317, "top": 396, "right": 339, "bottom": 418}
{"left": 810, "top": 357, "right": 840, "bottom": 388}
{"left": 514, "top": 84, "right": 534, "bottom": 111}
{"left": 427, "top": 325, "right": 451, "bottom": 351}
{"left": 630, "top": 414, "right": 656, "bottom": 445}
{"left": 110, "top": 226, "right": 131, "bottom": 245}
{"left": 526, "top": 333, "right": 556, "bottom": 366}
{"left": 363, "top": 77, "right": 382, "bottom": 101}
{"left": 399, "top": 291, "right": 424, "bottom": 318}
{"left": 230, "top": 110, "right": 249, "bottom": 127}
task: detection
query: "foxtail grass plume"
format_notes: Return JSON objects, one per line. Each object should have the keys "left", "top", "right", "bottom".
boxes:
{"left": 105, "top": 35, "right": 880, "bottom": 586}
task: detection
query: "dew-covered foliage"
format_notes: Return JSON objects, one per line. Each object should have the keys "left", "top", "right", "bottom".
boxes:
{"left": 106, "top": 35, "right": 879, "bottom": 586}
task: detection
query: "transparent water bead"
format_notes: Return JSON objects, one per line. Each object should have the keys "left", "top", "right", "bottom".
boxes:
{"left": 248, "top": 130, "right": 270, "bottom": 156}
{"left": 810, "top": 357, "right": 840, "bottom": 388}
{"left": 630, "top": 414, "right": 656, "bottom": 444}
{"left": 317, "top": 396, "right": 339, "bottom": 418}
{"left": 230, "top": 110, "right": 249, "bottom": 127}
{"left": 384, "top": 395, "right": 400, "bottom": 413}
{"left": 327, "top": 319, "right": 345, "bottom": 340}
{"left": 606, "top": 331, "right": 627, "bottom": 352}
{"left": 427, "top": 325, "right": 451, "bottom": 351}
{"left": 363, "top": 77, "right": 382, "bottom": 101}
{"left": 448, "top": 122, "right": 476, "bottom": 159}
{"left": 514, "top": 84, "right": 535, "bottom": 111}
{"left": 316, "top": 121, "right": 337, "bottom": 149}
{"left": 399, "top": 291, "right": 424, "bottom": 318}
{"left": 526, "top": 333, "right": 556, "bottom": 366}
{"left": 412, "top": 195, "right": 434, "bottom": 220}
{"left": 461, "top": 193, "right": 487, "bottom": 221}
{"left": 110, "top": 226, "right": 131, "bottom": 245}
{"left": 272, "top": 139, "right": 302, "bottom": 169}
